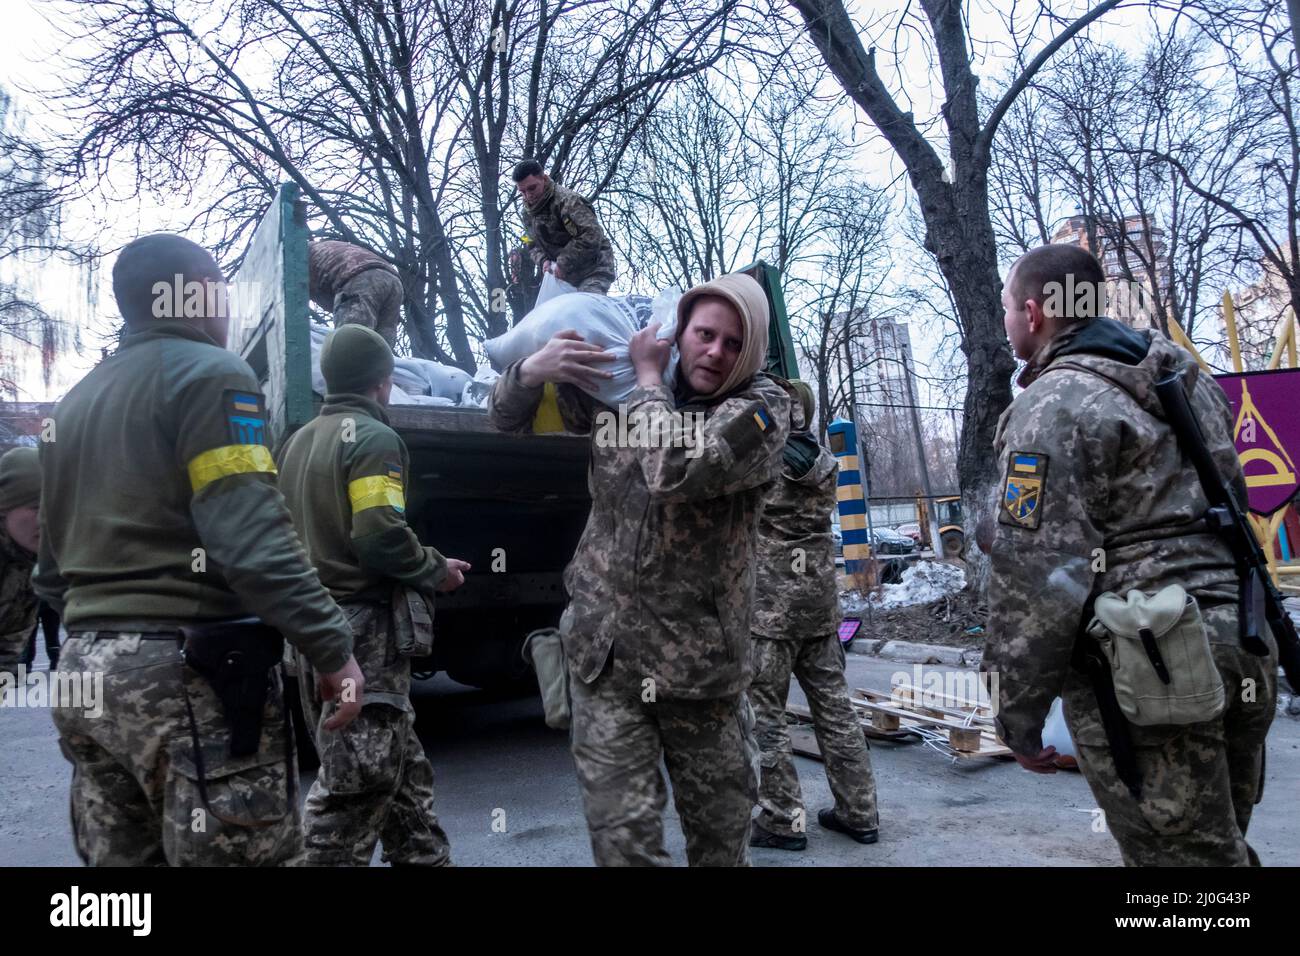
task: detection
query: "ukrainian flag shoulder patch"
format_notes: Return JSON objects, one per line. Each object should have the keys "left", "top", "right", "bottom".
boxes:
{"left": 1000, "top": 450, "right": 1049, "bottom": 530}
{"left": 753, "top": 406, "right": 771, "bottom": 433}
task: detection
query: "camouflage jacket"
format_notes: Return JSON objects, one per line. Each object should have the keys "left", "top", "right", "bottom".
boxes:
{"left": 34, "top": 322, "right": 353, "bottom": 674}
{"left": 981, "top": 317, "right": 1261, "bottom": 755}
{"left": 308, "top": 240, "right": 398, "bottom": 312}
{"left": 520, "top": 180, "right": 616, "bottom": 287}
{"left": 489, "top": 363, "right": 790, "bottom": 699}
{"left": 0, "top": 524, "right": 37, "bottom": 666}
{"left": 751, "top": 433, "right": 841, "bottom": 641}
{"left": 276, "top": 393, "right": 447, "bottom": 603}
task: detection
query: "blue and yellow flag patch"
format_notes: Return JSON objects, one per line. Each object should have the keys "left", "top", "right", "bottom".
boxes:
{"left": 223, "top": 390, "right": 267, "bottom": 447}
{"left": 753, "top": 406, "right": 771, "bottom": 433}
{"left": 1000, "top": 450, "right": 1048, "bottom": 530}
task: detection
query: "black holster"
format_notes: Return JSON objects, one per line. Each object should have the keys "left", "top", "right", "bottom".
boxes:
{"left": 1072, "top": 637, "right": 1142, "bottom": 799}
{"left": 181, "top": 620, "right": 285, "bottom": 757}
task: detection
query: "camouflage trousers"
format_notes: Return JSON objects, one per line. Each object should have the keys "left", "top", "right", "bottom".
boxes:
{"left": 569, "top": 652, "right": 759, "bottom": 866}
{"left": 1065, "top": 636, "right": 1276, "bottom": 867}
{"left": 571, "top": 270, "right": 614, "bottom": 295}
{"left": 0, "top": 625, "right": 27, "bottom": 677}
{"left": 333, "top": 268, "right": 404, "bottom": 348}
{"left": 297, "top": 602, "right": 450, "bottom": 867}
{"left": 749, "top": 634, "right": 878, "bottom": 837}
{"left": 52, "top": 631, "right": 301, "bottom": 867}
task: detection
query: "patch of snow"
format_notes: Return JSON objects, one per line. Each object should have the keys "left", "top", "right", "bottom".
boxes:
{"left": 840, "top": 560, "right": 966, "bottom": 613}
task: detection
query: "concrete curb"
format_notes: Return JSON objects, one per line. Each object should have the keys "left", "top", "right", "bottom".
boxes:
{"left": 848, "top": 637, "right": 983, "bottom": 668}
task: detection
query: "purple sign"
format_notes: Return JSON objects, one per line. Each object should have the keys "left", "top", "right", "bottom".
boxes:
{"left": 1215, "top": 369, "right": 1300, "bottom": 515}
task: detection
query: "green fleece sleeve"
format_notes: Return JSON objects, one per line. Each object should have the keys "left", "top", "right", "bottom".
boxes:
{"left": 178, "top": 366, "right": 353, "bottom": 674}
{"left": 345, "top": 424, "right": 447, "bottom": 591}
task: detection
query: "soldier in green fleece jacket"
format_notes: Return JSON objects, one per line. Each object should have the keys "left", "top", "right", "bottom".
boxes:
{"left": 277, "top": 324, "right": 470, "bottom": 866}
{"left": 36, "top": 233, "right": 364, "bottom": 866}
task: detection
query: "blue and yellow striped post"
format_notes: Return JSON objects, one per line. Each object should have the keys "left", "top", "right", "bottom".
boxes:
{"left": 827, "top": 418, "right": 871, "bottom": 590}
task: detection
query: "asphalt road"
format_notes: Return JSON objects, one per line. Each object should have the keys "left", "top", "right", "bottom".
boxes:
{"left": 4, "top": 647, "right": 1299, "bottom": 867}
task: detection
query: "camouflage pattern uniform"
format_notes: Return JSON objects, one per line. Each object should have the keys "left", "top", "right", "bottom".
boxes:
{"left": 277, "top": 390, "right": 452, "bottom": 866}
{"left": 982, "top": 317, "right": 1277, "bottom": 866}
{"left": 489, "top": 363, "right": 790, "bottom": 866}
{"left": 308, "top": 240, "right": 404, "bottom": 346}
{"left": 520, "top": 180, "right": 617, "bottom": 294}
{"left": 35, "top": 321, "right": 355, "bottom": 866}
{"left": 0, "top": 524, "right": 37, "bottom": 678}
{"left": 749, "top": 410, "right": 879, "bottom": 839}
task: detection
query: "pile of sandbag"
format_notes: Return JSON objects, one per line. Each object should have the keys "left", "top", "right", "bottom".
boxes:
{"left": 309, "top": 321, "right": 499, "bottom": 408}
{"left": 483, "top": 277, "right": 681, "bottom": 406}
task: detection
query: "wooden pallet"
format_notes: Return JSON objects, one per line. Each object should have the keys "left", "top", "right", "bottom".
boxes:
{"left": 783, "top": 687, "right": 1011, "bottom": 760}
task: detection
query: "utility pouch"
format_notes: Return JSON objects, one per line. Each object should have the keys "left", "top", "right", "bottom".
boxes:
{"left": 1087, "top": 585, "right": 1225, "bottom": 727}
{"left": 391, "top": 586, "right": 435, "bottom": 658}
{"left": 181, "top": 618, "right": 285, "bottom": 757}
{"left": 524, "top": 625, "right": 570, "bottom": 730}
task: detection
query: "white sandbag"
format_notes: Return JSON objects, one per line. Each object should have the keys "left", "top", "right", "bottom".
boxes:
{"left": 395, "top": 356, "right": 471, "bottom": 401}
{"left": 391, "top": 363, "right": 430, "bottom": 396}
{"left": 534, "top": 271, "right": 579, "bottom": 307}
{"left": 389, "top": 384, "right": 454, "bottom": 407}
{"left": 483, "top": 287, "right": 682, "bottom": 406}
{"left": 309, "top": 321, "right": 331, "bottom": 396}
{"left": 1041, "top": 697, "right": 1077, "bottom": 758}
{"left": 459, "top": 366, "right": 500, "bottom": 408}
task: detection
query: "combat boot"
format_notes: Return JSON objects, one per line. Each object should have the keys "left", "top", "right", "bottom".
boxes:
{"left": 818, "top": 807, "right": 878, "bottom": 844}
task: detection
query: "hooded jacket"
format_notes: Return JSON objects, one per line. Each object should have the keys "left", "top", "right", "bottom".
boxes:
{"left": 488, "top": 275, "right": 789, "bottom": 699}
{"left": 981, "top": 316, "right": 1266, "bottom": 755}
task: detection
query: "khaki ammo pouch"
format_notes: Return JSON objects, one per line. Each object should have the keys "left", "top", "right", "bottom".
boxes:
{"left": 1086, "top": 585, "right": 1225, "bottom": 727}
{"left": 391, "top": 585, "right": 435, "bottom": 658}
{"left": 523, "top": 626, "right": 570, "bottom": 730}
{"left": 179, "top": 617, "right": 292, "bottom": 827}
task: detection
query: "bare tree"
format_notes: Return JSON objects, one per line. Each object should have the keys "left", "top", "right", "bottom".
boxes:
{"left": 52, "top": 0, "right": 742, "bottom": 368}
{"left": 786, "top": 0, "right": 1126, "bottom": 589}
{"left": 0, "top": 87, "right": 78, "bottom": 397}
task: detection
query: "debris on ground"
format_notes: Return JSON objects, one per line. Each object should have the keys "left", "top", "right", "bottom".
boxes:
{"left": 841, "top": 560, "right": 987, "bottom": 648}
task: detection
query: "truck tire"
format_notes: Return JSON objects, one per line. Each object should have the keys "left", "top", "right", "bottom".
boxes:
{"left": 941, "top": 529, "right": 964, "bottom": 559}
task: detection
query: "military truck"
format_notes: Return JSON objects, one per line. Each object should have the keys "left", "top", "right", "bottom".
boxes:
{"left": 228, "top": 183, "right": 801, "bottom": 690}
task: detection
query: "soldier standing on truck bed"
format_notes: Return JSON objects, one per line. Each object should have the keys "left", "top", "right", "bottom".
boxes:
{"left": 512, "top": 160, "right": 617, "bottom": 296}
{"left": 36, "top": 233, "right": 365, "bottom": 866}
{"left": 277, "top": 323, "right": 471, "bottom": 866}
{"left": 308, "top": 240, "right": 405, "bottom": 347}
{"left": 748, "top": 380, "right": 880, "bottom": 852}
{"left": 489, "top": 273, "right": 789, "bottom": 867}
{"left": 982, "top": 243, "right": 1277, "bottom": 866}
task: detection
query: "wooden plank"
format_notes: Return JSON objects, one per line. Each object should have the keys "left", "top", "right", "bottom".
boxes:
{"left": 857, "top": 686, "right": 994, "bottom": 722}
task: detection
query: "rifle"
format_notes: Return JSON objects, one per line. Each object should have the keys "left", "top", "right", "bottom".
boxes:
{"left": 1155, "top": 370, "right": 1300, "bottom": 689}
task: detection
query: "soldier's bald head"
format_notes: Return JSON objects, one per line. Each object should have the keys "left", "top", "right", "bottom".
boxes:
{"left": 1007, "top": 244, "right": 1105, "bottom": 324}
{"left": 112, "top": 233, "right": 224, "bottom": 327}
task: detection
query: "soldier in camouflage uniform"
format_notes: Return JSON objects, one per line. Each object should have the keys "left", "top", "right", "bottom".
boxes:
{"left": 277, "top": 324, "right": 469, "bottom": 866}
{"left": 983, "top": 243, "right": 1277, "bottom": 866}
{"left": 0, "top": 447, "right": 42, "bottom": 681}
{"left": 512, "top": 160, "right": 616, "bottom": 295}
{"left": 35, "top": 234, "right": 365, "bottom": 866}
{"left": 749, "top": 380, "right": 880, "bottom": 851}
{"left": 309, "top": 240, "right": 404, "bottom": 347}
{"left": 489, "top": 272, "right": 789, "bottom": 866}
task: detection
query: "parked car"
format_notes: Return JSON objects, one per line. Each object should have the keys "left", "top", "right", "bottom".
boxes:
{"left": 895, "top": 522, "right": 922, "bottom": 543}
{"left": 870, "top": 527, "right": 916, "bottom": 555}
